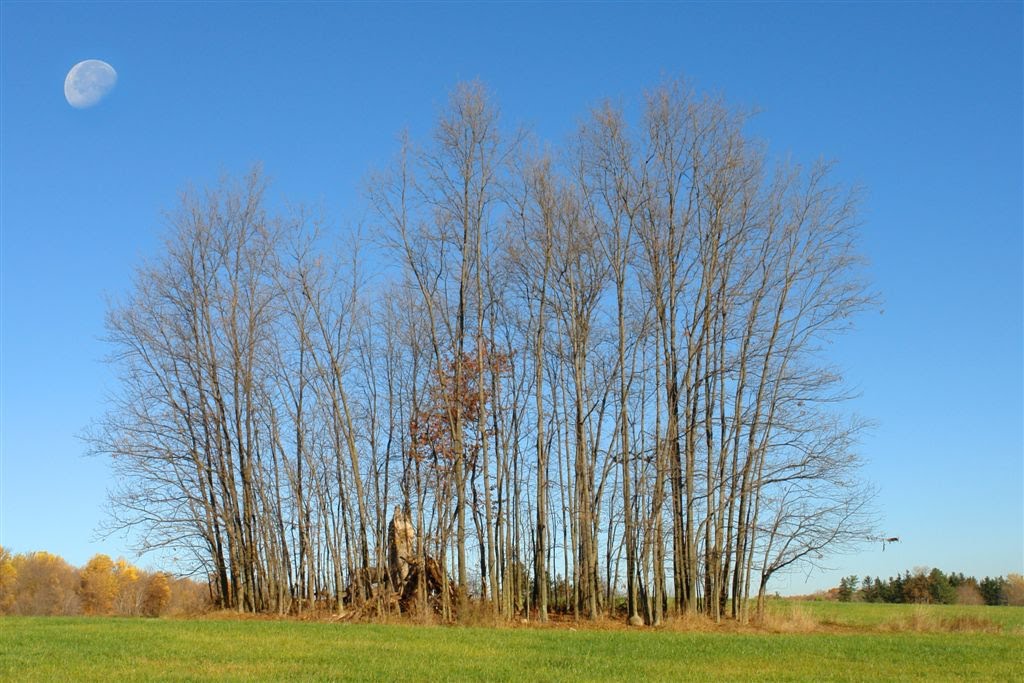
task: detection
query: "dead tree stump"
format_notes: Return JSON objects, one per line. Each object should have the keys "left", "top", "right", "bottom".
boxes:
{"left": 344, "top": 508, "right": 455, "bottom": 618}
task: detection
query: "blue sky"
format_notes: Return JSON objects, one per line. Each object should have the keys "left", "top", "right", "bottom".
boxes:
{"left": 1, "top": 2, "right": 1021, "bottom": 592}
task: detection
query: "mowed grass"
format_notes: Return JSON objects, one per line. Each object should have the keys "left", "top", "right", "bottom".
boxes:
{"left": 2, "top": 606, "right": 1022, "bottom": 682}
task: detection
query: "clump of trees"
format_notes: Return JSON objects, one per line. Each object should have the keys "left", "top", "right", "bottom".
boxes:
{"left": 0, "top": 547, "right": 207, "bottom": 617}
{"left": 90, "top": 78, "right": 877, "bottom": 623}
{"left": 835, "top": 569, "right": 1024, "bottom": 606}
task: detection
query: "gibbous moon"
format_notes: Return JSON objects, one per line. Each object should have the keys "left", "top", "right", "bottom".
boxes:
{"left": 64, "top": 60, "right": 117, "bottom": 108}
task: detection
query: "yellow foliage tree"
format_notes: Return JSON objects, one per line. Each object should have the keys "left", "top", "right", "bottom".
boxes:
{"left": 11, "top": 551, "right": 79, "bottom": 615}
{"left": 142, "top": 572, "right": 171, "bottom": 617}
{"left": 0, "top": 549, "right": 208, "bottom": 616}
{"left": 113, "top": 557, "right": 142, "bottom": 615}
{"left": 79, "top": 554, "right": 118, "bottom": 615}
{"left": 0, "top": 546, "right": 17, "bottom": 614}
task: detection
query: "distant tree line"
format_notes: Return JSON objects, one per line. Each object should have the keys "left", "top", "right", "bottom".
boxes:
{"left": 0, "top": 547, "right": 207, "bottom": 617}
{"left": 835, "top": 569, "right": 1024, "bottom": 606}
{"left": 90, "top": 78, "right": 876, "bottom": 623}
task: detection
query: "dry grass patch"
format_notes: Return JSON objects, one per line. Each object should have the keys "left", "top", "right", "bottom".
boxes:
{"left": 883, "top": 607, "right": 1002, "bottom": 634}
{"left": 752, "top": 603, "right": 824, "bottom": 633}
{"left": 187, "top": 600, "right": 1020, "bottom": 638}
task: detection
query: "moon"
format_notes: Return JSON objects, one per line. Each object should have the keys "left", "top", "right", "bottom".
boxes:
{"left": 64, "top": 60, "right": 117, "bottom": 109}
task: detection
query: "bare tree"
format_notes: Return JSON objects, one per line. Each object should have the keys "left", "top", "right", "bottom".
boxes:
{"left": 95, "top": 79, "right": 876, "bottom": 624}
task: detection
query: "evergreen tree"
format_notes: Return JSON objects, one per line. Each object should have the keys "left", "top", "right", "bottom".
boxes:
{"left": 979, "top": 576, "right": 1008, "bottom": 606}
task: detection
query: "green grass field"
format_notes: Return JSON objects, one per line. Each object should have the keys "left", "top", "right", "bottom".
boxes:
{"left": 2, "top": 604, "right": 1021, "bottom": 681}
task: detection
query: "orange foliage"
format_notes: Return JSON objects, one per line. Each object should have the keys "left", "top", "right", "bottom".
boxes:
{"left": 0, "top": 548, "right": 208, "bottom": 617}
{"left": 0, "top": 546, "right": 17, "bottom": 613}
{"left": 8, "top": 551, "right": 80, "bottom": 615}
{"left": 408, "top": 343, "right": 513, "bottom": 467}
{"left": 142, "top": 572, "right": 172, "bottom": 617}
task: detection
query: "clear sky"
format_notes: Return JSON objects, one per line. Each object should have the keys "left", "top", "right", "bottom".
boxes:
{"left": 2, "top": 1, "right": 1021, "bottom": 593}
